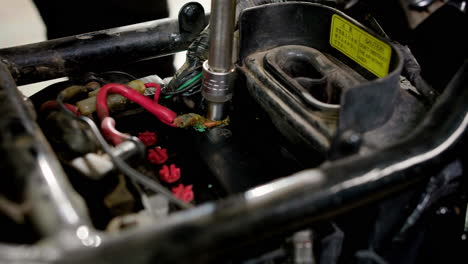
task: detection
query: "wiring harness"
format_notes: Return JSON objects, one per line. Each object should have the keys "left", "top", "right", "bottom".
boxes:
{"left": 56, "top": 86, "right": 192, "bottom": 209}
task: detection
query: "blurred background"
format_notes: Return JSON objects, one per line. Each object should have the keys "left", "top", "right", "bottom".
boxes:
{"left": 0, "top": 0, "right": 210, "bottom": 96}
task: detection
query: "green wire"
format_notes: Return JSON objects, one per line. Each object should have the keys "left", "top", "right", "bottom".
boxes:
{"left": 177, "top": 72, "right": 203, "bottom": 91}
{"left": 164, "top": 72, "right": 203, "bottom": 99}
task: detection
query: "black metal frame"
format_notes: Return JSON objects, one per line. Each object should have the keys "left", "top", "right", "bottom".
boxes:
{"left": 0, "top": 2, "right": 207, "bottom": 86}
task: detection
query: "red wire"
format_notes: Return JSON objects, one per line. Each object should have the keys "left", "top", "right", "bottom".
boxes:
{"left": 100, "top": 117, "right": 130, "bottom": 145}
{"left": 40, "top": 100, "right": 80, "bottom": 116}
{"left": 96, "top": 83, "right": 176, "bottom": 127}
{"left": 144, "top": 82, "right": 161, "bottom": 104}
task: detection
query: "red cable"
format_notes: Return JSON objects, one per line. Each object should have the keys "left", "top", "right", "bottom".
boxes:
{"left": 96, "top": 83, "right": 176, "bottom": 127}
{"left": 100, "top": 117, "right": 130, "bottom": 146}
{"left": 144, "top": 82, "right": 161, "bottom": 104}
{"left": 40, "top": 100, "right": 80, "bottom": 116}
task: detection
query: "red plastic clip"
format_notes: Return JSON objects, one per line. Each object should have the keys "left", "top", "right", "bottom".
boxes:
{"left": 171, "top": 184, "right": 194, "bottom": 203}
{"left": 159, "top": 164, "right": 181, "bottom": 183}
{"left": 138, "top": 131, "right": 157, "bottom": 146}
{"left": 147, "top": 147, "right": 168, "bottom": 165}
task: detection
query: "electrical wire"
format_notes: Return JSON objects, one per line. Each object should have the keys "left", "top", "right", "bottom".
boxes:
{"left": 96, "top": 83, "right": 165, "bottom": 145}
{"left": 144, "top": 82, "right": 162, "bottom": 103}
{"left": 56, "top": 92, "right": 192, "bottom": 209}
{"left": 181, "top": 84, "right": 202, "bottom": 97}
{"left": 96, "top": 83, "right": 177, "bottom": 126}
{"left": 175, "top": 72, "right": 203, "bottom": 92}
{"left": 166, "top": 27, "right": 208, "bottom": 95}
{"left": 100, "top": 116, "right": 132, "bottom": 145}
{"left": 163, "top": 72, "right": 203, "bottom": 99}
{"left": 40, "top": 100, "right": 81, "bottom": 116}
{"left": 167, "top": 81, "right": 201, "bottom": 97}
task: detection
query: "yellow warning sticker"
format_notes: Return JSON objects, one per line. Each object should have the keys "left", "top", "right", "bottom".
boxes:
{"left": 330, "top": 14, "right": 392, "bottom": 78}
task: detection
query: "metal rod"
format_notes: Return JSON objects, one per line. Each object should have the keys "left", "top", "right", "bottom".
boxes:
{"left": 0, "top": 3, "right": 206, "bottom": 86}
{"left": 206, "top": 102, "right": 227, "bottom": 121}
{"left": 202, "top": 0, "right": 236, "bottom": 120}
{"left": 208, "top": 0, "right": 236, "bottom": 72}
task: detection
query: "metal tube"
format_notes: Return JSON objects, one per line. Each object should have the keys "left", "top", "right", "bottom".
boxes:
{"left": 0, "top": 3, "right": 206, "bottom": 86}
{"left": 208, "top": 0, "right": 236, "bottom": 72}
{"left": 202, "top": 0, "right": 236, "bottom": 120}
{"left": 206, "top": 102, "right": 227, "bottom": 121}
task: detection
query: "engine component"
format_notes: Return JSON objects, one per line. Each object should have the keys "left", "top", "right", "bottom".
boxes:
{"left": 239, "top": 3, "right": 425, "bottom": 159}
{"left": 0, "top": 1, "right": 466, "bottom": 264}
